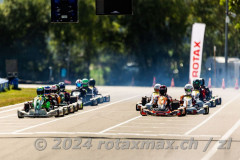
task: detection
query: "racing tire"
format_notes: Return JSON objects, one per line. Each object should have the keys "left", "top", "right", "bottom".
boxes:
{"left": 24, "top": 103, "right": 30, "bottom": 113}
{"left": 17, "top": 111, "right": 24, "bottom": 118}
{"left": 178, "top": 109, "right": 183, "bottom": 117}
{"left": 64, "top": 107, "right": 69, "bottom": 115}
{"left": 79, "top": 103, "right": 83, "bottom": 110}
{"left": 136, "top": 104, "right": 140, "bottom": 111}
{"left": 203, "top": 107, "right": 209, "bottom": 115}
{"left": 55, "top": 110, "right": 60, "bottom": 118}
{"left": 210, "top": 101, "right": 214, "bottom": 107}
{"left": 182, "top": 108, "right": 186, "bottom": 116}
{"left": 74, "top": 104, "right": 78, "bottom": 112}
{"left": 218, "top": 98, "right": 222, "bottom": 105}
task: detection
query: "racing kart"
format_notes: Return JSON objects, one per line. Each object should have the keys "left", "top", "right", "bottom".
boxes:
{"left": 140, "top": 96, "right": 186, "bottom": 117}
{"left": 71, "top": 89, "right": 110, "bottom": 106}
{"left": 181, "top": 95, "right": 209, "bottom": 115}
{"left": 17, "top": 96, "right": 83, "bottom": 118}
{"left": 192, "top": 90, "right": 213, "bottom": 107}
{"left": 205, "top": 90, "right": 222, "bottom": 106}
{"left": 136, "top": 96, "right": 151, "bottom": 111}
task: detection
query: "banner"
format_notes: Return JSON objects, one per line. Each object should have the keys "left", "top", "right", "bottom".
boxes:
{"left": 189, "top": 23, "right": 206, "bottom": 83}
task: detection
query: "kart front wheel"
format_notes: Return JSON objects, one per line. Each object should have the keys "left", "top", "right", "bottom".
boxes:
{"left": 136, "top": 104, "right": 140, "bottom": 111}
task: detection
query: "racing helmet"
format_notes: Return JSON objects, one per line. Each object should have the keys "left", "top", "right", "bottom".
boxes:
{"left": 89, "top": 78, "right": 96, "bottom": 87}
{"left": 37, "top": 87, "right": 44, "bottom": 96}
{"left": 59, "top": 82, "right": 65, "bottom": 91}
{"left": 199, "top": 78, "right": 205, "bottom": 87}
{"left": 55, "top": 84, "right": 60, "bottom": 93}
{"left": 154, "top": 83, "right": 161, "bottom": 92}
{"left": 159, "top": 85, "right": 167, "bottom": 95}
{"left": 184, "top": 84, "right": 193, "bottom": 95}
{"left": 44, "top": 86, "right": 51, "bottom": 95}
{"left": 51, "top": 85, "right": 58, "bottom": 93}
{"left": 82, "top": 78, "right": 89, "bottom": 88}
{"left": 193, "top": 79, "right": 201, "bottom": 89}
{"left": 76, "top": 79, "right": 82, "bottom": 88}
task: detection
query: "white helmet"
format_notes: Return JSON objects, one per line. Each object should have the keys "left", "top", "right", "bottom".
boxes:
{"left": 154, "top": 84, "right": 161, "bottom": 92}
{"left": 184, "top": 84, "right": 193, "bottom": 95}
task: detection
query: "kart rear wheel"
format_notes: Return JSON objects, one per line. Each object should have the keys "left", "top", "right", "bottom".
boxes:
{"left": 218, "top": 98, "right": 222, "bottom": 105}
{"left": 182, "top": 108, "right": 186, "bottom": 116}
{"left": 203, "top": 107, "right": 209, "bottom": 115}
{"left": 178, "top": 109, "right": 183, "bottom": 117}
{"left": 55, "top": 110, "right": 60, "bottom": 117}
{"left": 136, "top": 104, "right": 140, "bottom": 111}
{"left": 24, "top": 103, "right": 30, "bottom": 113}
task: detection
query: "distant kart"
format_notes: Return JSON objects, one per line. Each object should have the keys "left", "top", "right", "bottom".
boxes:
{"left": 71, "top": 89, "right": 110, "bottom": 106}
{"left": 17, "top": 96, "right": 83, "bottom": 118}
{"left": 182, "top": 95, "right": 209, "bottom": 115}
{"left": 206, "top": 90, "right": 222, "bottom": 106}
{"left": 140, "top": 96, "right": 186, "bottom": 117}
{"left": 192, "top": 90, "right": 214, "bottom": 107}
{"left": 136, "top": 96, "right": 151, "bottom": 111}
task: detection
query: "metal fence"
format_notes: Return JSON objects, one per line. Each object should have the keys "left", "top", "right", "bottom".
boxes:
{"left": 0, "top": 78, "right": 8, "bottom": 92}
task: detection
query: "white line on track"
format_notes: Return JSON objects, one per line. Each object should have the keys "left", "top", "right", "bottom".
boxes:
{"left": 0, "top": 131, "right": 221, "bottom": 138}
{"left": 116, "top": 126, "right": 192, "bottom": 129}
{"left": 12, "top": 95, "right": 141, "bottom": 133}
{"left": 0, "top": 107, "right": 22, "bottom": 114}
{"left": 184, "top": 93, "right": 240, "bottom": 135}
{"left": 0, "top": 102, "right": 26, "bottom": 110}
{"left": 0, "top": 114, "right": 15, "bottom": 119}
{"left": 201, "top": 119, "right": 240, "bottom": 160}
{"left": 98, "top": 116, "right": 142, "bottom": 134}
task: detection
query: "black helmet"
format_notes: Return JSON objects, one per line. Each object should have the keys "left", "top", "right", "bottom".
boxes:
{"left": 199, "top": 78, "right": 205, "bottom": 86}
{"left": 37, "top": 87, "right": 44, "bottom": 96}
{"left": 89, "top": 78, "right": 96, "bottom": 87}
{"left": 160, "top": 85, "right": 167, "bottom": 95}
{"left": 59, "top": 82, "right": 65, "bottom": 91}
{"left": 193, "top": 79, "right": 201, "bottom": 89}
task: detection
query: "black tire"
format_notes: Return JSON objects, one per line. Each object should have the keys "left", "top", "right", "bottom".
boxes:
{"left": 182, "top": 108, "right": 186, "bottom": 116}
{"left": 55, "top": 110, "right": 60, "bottom": 117}
{"left": 17, "top": 111, "right": 24, "bottom": 118}
{"left": 210, "top": 101, "right": 213, "bottom": 107}
{"left": 64, "top": 107, "right": 69, "bottom": 115}
{"left": 203, "top": 107, "right": 209, "bottom": 115}
{"left": 74, "top": 105, "right": 78, "bottom": 112}
{"left": 24, "top": 103, "right": 30, "bottom": 113}
{"left": 218, "top": 98, "right": 222, "bottom": 105}
{"left": 79, "top": 103, "right": 83, "bottom": 110}
{"left": 70, "top": 96, "right": 78, "bottom": 104}
{"left": 178, "top": 109, "right": 183, "bottom": 117}
{"left": 136, "top": 104, "right": 140, "bottom": 111}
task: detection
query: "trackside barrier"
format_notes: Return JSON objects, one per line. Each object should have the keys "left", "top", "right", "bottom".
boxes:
{"left": 0, "top": 78, "right": 9, "bottom": 92}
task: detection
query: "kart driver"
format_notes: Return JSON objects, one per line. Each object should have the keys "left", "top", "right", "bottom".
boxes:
{"left": 158, "top": 85, "right": 172, "bottom": 110}
{"left": 59, "top": 82, "right": 70, "bottom": 103}
{"left": 199, "top": 78, "right": 211, "bottom": 100}
{"left": 33, "top": 87, "right": 50, "bottom": 111}
{"left": 50, "top": 85, "right": 61, "bottom": 105}
{"left": 89, "top": 78, "right": 98, "bottom": 95}
{"left": 192, "top": 79, "right": 205, "bottom": 101}
{"left": 145, "top": 84, "right": 161, "bottom": 110}
{"left": 180, "top": 84, "right": 196, "bottom": 105}
{"left": 82, "top": 78, "right": 92, "bottom": 93}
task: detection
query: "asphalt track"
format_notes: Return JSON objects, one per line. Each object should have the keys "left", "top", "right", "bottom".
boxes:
{"left": 0, "top": 85, "right": 240, "bottom": 160}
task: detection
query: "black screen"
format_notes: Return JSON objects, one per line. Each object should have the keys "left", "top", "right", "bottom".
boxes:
{"left": 51, "top": 0, "right": 78, "bottom": 23}
{"left": 96, "top": 0, "right": 133, "bottom": 15}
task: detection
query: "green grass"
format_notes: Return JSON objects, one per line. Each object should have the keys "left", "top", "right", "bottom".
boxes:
{"left": 0, "top": 88, "right": 36, "bottom": 107}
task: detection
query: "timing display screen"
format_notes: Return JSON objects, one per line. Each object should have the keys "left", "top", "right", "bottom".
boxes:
{"left": 51, "top": 0, "right": 78, "bottom": 23}
{"left": 96, "top": 0, "right": 133, "bottom": 15}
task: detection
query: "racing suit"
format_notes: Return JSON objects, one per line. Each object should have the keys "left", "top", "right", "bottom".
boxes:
{"left": 200, "top": 86, "right": 211, "bottom": 100}
{"left": 145, "top": 91, "right": 159, "bottom": 110}
{"left": 59, "top": 91, "right": 70, "bottom": 103}
{"left": 33, "top": 95, "right": 50, "bottom": 111}
{"left": 162, "top": 94, "right": 172, "bottom": 110}
{"left": 180, "top": 95, "right": 196, "bottom": 106}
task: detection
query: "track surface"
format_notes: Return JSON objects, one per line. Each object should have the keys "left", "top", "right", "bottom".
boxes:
{"left": 0, "top": 85, "right": 240, "bottom": 160}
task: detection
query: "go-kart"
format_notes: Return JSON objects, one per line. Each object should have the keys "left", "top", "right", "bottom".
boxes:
{"left": 205, "top": 90, "right": 222, "bottom": 106}
{"left": 140, "top": 96, "right": 186, "bottom": 117}
{"left": 181, "top": 95, "right": 209, "bottom": 115}
{"left": 192, "top": 90, "right": 213, "bottom": 107}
